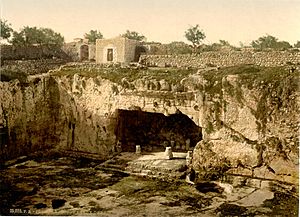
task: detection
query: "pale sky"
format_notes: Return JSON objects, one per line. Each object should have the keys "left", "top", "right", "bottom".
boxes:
{"left": 1, "top": 0, "right": 300, "bottom": 46}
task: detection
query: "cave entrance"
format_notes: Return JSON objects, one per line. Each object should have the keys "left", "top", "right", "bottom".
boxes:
{"left": 114, "top": 109, "right": 202, "bottom": 152}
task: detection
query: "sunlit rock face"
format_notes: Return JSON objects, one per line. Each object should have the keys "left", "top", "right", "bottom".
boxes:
{"left": 54, "top": 73, "right": 203, "bottom": 155}
{"left": 192, "top": 70, "right": 299, "bottom": 185}
{"left": 0, "top": 76, "right": 60, "bottom": 162}
{"left": 1, "top": 65, "right": 299, "bottom": 185}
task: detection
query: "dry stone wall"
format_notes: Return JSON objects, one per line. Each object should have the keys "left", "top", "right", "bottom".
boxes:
{"left": 1, "top": 59, "right": 67, "bottom": 75}
{"left": 140, "top": 51, "right": 300, "bottom": 68}
{"left": 0, "top": 45, "right": 70, "bottom": 61}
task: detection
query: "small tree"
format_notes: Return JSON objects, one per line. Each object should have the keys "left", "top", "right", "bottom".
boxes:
{"left": 165, "top": 41, "right": 192, "bottom": 54}
{"left": 10, "top": 31, "right": 26, "bottom": 46}
{"left": 84, "top": 30, "right": 103, "bottom": 43}
{"left": 251, "top": 35, "right": 291, "bottom": 50}
{"left": 219, "top": 40, "right": 230, "bottom": 46}
{"left": 0, "top": 19, "right": 13, "bottom": 40}
{"left": 294, "top": 41, "right": 300, "bottom": 48}
{"left": 121, "top": 30, "right": 146, "bottom": 41}
{"left": 10, "top": 26, "right": 64, "bottom": 47}
{"left": 185, "top": 25, "right": 206, "bottom": 51}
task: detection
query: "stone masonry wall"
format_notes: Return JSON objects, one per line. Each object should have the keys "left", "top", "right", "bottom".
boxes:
{"left": 0, "top": 45, "right": 70, "bottom": 61}
{"left": 1, "top": 59, "right": 67, "bottom": 75}
{"left": 140, "top": 51, "right": 300, "bottom": 68}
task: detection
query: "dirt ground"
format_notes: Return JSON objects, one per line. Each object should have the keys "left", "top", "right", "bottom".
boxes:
{"left": 0, "top": 153, "right": 298, "bottom": 216}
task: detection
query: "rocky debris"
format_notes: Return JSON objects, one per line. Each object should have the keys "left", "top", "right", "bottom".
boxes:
{"left": 15, "top": 183, "right": 38, "bottom": 196}
{"left": 0, "top": 156, "right": 298, "bottom": 216}
{"left": 192, "top": 139, "right": 298, "bottom": 185}
{"left": 216, "top": 203, "right": 248, "bottom": 216}
{"left": 69, "top": 201, "right": 80, "bottom": 208}
{"left": 159, "top": 79, "right": 171, "bottom": 91}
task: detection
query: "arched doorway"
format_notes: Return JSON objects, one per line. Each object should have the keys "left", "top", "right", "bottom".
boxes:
{"left": 134, "top": 46, "right": 147, "bottom": 62}
{"left": 79, "top": 45, "right": 89, "bottom": 61}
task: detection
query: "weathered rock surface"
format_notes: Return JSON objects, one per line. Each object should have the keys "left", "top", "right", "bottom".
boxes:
{"left": 0, "top": 157, "right": 298, "bottom": 216}
{"left": 0, "top": 65, "right": 299, "bottom": 185}
{"left": 0, "top": 76, "right": 60, "bottom": 162}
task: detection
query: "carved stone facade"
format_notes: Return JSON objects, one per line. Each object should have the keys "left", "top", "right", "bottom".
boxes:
{"left": 95, "top": 36, "right": 140, "bottom": 64}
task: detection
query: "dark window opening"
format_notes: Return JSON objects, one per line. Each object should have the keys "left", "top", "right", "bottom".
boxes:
{"left": 107, "top": 49, "right": 113, "bottom": 61}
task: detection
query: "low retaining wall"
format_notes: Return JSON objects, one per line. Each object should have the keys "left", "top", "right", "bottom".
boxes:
{"left": 0, "top": 45, "right": 70, "bottom": 61}
{"left": 140, "top": 50, "right": 300, "bottom": 68}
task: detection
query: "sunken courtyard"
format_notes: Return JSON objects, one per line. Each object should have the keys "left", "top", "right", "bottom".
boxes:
{"left": 0, "top": 49, "right": 299, "bottom": 216}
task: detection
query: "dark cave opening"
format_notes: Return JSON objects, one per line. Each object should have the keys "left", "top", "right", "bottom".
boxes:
{"left": 114, "top": 109, "right": 202, "bottom": 152}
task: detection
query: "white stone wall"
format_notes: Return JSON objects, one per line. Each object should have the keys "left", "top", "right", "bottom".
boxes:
{"left": 96, "top": 37, "right": 138, "bottom": 64}
{"left": 88, "top": 44, "right": 96, "bottom": 60}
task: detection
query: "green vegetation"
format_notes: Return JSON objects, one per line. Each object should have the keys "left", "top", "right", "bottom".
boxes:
{"left": 109, "top": 176, "right": 211, "bottom": 210}
{"left": 0, "top": 69, "right": 28, "bottom": 82}
{"left": 51, "top": 66, "right": 197, "bottom": 85}
{"left": 84, "top": 30, "right": 103, "bottom": 43}
{"left": 185, "top": 25, "right": 206, "bottom": 51}
{"left": 164, "top": 41, "right": 193, "bottom": 54}
{"left": 251, "top": 35, "right": 292, "bottom": 50}
{"left": 263, "top": 191, "right": 299, "bottom": 217}
{"left": 10, "top": 26, "right": 64, "bottom": 47}
{"left": 199, "top": 65, "right": 299, "bottom": 135}
{"left": 121, "top": 30, "right": 146, "bottom": 41}
{"left": 198, "top": 40, "right": 240, "bottom": 52}
{"left": 0, "top": 19, "right": 13, "bottom": 39}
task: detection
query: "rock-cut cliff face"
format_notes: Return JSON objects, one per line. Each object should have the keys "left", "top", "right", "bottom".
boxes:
{"left": 0, "top": 76, "right": 60, "bottom": 163}
{"left": 191, "top": 67, "right": 299, "bottom": 185}
{"left": 0, "top": 65, "right": 299, "bottom": 185}
{"left": 0, "top": 74, "right": 119, "bottom": 162}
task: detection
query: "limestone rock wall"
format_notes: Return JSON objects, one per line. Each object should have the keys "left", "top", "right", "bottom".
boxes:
{"left": 54, "top": 75, "right": 118, "bottom": 158}
{"left": 1, "top": 66, "right": 298, "bottom": 184}
{"left": 140, "top": 51, "right": 300, "bottom": 68}
{"left": 192, "top": 70, "right": 299, "bottom": 185}
{"left": 0, "top": 76, "right": 60, "bottom": 162}
{"left": 53, "top": 74, "right": 201, "bottom": 156}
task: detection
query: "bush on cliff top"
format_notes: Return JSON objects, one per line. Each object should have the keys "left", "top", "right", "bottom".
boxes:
{"left": 0, "top": 69, "right": 28, "bottom": 82}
